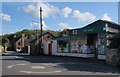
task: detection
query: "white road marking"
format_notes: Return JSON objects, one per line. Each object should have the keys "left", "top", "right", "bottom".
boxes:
{"left": 42, "top": 63, "right": 57, "bottom": 66}
{"left": 7, "top": 64, "right": 26, "bottom": 68}
{"left": 20, "top": 70, "right": 61, "bottom": 74}
{"left": 41, "top": 62, "right": 98, "bottom": 65}
{"left": 15, "top": 56, "right": 24, "bottom": 59}
{"left": 31, "top": 66, "right": 45, "bottom": 69}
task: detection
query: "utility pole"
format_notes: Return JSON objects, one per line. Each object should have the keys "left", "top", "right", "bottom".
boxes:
{"left": 40, "top": 7, "right": 43, "bottom": 54}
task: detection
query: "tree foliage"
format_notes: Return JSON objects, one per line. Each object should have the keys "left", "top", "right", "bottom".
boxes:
{"left": 2, "top": 35, "right": 10, "bottom": 46}
{"left": 2, "top": 29, "right": 60, "bottom": 46}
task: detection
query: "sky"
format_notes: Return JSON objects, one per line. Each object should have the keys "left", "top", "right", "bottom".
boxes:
{"left": 0, "top": 2, "right": 119, "bottom": 34}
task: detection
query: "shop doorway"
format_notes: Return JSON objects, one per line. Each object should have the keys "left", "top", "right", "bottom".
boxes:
{"left": 87, "top": 34, "right": 98, "bottom": 58}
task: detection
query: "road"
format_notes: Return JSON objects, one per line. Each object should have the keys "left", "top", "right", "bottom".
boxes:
{"left": 1, "top": 51, "right": 120, "bottom": 76}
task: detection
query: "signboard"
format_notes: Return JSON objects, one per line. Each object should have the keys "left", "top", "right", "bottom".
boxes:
{"left": 83, "top": 29, "right": 94, "bottom": 32}
{"left": 108, "top": 27, "right": 119, "bottom": 33}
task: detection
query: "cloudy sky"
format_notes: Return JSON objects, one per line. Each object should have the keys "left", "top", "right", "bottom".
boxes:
{"left": 1, "top": 2, "right": 118, "bottom": 34}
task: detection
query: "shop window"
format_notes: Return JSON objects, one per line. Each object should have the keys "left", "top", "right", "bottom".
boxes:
{"left": 70, "top": 39, "right": 94, "bottom": 54}
{"left": 57, "top": 40, "right": 69, "bottom": 53}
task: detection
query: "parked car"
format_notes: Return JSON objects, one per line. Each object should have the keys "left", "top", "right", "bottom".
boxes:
{"left": 16, "top": 48, "right": 21, "bottom": 52}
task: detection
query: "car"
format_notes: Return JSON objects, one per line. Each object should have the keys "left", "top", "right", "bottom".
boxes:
{"left": 16, "top": 48, "right": 21, "bottom": 52}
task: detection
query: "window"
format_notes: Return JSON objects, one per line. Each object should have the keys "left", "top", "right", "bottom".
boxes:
{"left": 18, "top": 42, "right": 21, "bottom": 45}
{"left": 72, "top": 30, "right": 77, "bottom": 34}
{"left": 57, "top": 40, "right": 69, "bottom": 53}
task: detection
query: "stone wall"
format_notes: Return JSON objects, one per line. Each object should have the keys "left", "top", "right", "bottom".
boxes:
{"left": 106, "top": 49, "right": 120, "bottom": 66}
{"left": 0, "top": 45, "right": 4, "bottom": 53}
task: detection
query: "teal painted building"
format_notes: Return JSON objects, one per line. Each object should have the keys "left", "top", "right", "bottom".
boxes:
{"left": 53, "top": 20, "right": 120, "bottom": 59}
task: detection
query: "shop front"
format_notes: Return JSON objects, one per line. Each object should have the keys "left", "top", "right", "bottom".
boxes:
{"left": 53, "top": 36, "right": 70, "bottom": 53}
{"left": 69, "top": 34, "right": 97, "bottom": 58}
{"left": 57, "top": 40, "right": 69, "bottom": 53}
{"left": 53, "top": 20, "right": 120, "bottom": 60}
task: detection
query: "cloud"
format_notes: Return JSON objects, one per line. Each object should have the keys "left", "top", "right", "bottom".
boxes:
{"left": 72, "top": 10, "right": 96, "bottom": 22}
{"left": 23, "top": 2, "right": 59, "bottom": 18}
{"left": 58, "top": 22, "right": 72, "bottom": 29}
{"left": 30, "top": 20, "right": 48, "bottom": 30}
{"left": 62, "top": 7, "right": 72, "bottom": 18}
{"left": 0, "top": 13, "right": 11, "bottom": 21}
{"left": 42, "top": 21, "right": 49, "bottom": 30}
{"left": 0, "top": 33, "right": 4, "bottom": 35}
{"left": 101, "top": 13, "right": 111, "bottom": 21}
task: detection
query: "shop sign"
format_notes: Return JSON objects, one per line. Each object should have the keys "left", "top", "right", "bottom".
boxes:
{"left": 83, "top": 29, "right": 94, "bottom": 32}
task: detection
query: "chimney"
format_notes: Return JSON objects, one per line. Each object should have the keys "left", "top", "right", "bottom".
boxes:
{"left": 22, "top": 34, "right": 25, "bottom": 38}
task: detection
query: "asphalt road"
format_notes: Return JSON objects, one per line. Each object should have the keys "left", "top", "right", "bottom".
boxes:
{"left": 1, "top": 51, "right": 120, "bottom": 76}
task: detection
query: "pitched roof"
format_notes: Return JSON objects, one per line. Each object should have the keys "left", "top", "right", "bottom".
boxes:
{"left": 13, "top": 36, "right": 21, "bottom": 42}
{"left": 38, "top": 32, "right": 55, "bottom": 38}
{"left": 29, "top": 32, "right": 54, "bottom": 43}
{"left": 69, "top": 20, "right": 120, "bottom": 31}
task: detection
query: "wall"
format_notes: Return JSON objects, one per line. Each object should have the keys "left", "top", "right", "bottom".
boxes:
{"left": 0, "top": 45, "right": 4, "bottom": 53}
{"left": 43, "top": 42, "right": 48, "bottom": 54}
{"left": 30, "top": 43, "right": 36, "bottom": 55}
{"left": 106, "top": 49, "right": 120, "bottom": 66}
{"left": 52, "top": 40, "right": 57, "bottom": 55}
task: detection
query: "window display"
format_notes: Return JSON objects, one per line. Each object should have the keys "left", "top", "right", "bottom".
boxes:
{"left": 57, "top": 40, "right": 69, "bottom": 53}
{"left": 97, "top": 34, "right": 106, "bottom": 55}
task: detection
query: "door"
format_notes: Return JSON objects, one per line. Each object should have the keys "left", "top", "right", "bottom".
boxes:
{"left": 48, "top": 43, "right": 52, "bottom": 55}
{"left": 87, "top": 34, "right": 98, "bottom": 58}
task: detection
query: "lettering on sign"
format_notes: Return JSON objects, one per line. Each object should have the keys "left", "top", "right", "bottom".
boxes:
{"left": 84, "top": 29, "right": 94, "bottom": 32}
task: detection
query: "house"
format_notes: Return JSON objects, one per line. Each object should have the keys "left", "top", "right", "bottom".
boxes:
{"left": 53, "top": 20, "right": 120, "bottom": 60}
{"left": 29, "top": 32, "right": 55, "bottom": 55}
{"left": 12, "top": 34, "right": 28, "bottom": 52}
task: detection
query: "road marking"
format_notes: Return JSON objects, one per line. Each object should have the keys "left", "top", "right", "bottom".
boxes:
{"left": 42, "top": 63, "right": 57, "bottom": 66}
{"left": 20, "top": 70, "right": 61, "bottom": 74}
{"left": 15, "top": 56, "right": 24, "bottom": 59}
{"left": 31, "top": 66, "right": 45, "bottom": 69}
{"left": 7, "top": 63, "right": 26, "bottom": 68}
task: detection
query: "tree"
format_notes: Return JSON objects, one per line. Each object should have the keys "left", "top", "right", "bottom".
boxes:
{"left": 29, "top": 35, "right": 36, "bottom": 39}
{"left": 2, "top": 36, "right": 9, "bottom": 47}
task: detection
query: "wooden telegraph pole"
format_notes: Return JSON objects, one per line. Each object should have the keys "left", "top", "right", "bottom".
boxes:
{"left": 40, "top": 7, "right": 43, "bottom": 54}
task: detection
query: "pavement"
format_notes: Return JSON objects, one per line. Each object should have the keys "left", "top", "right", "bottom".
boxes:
{"left": 1, "top": 51, "right": 120, "bottom": 76}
